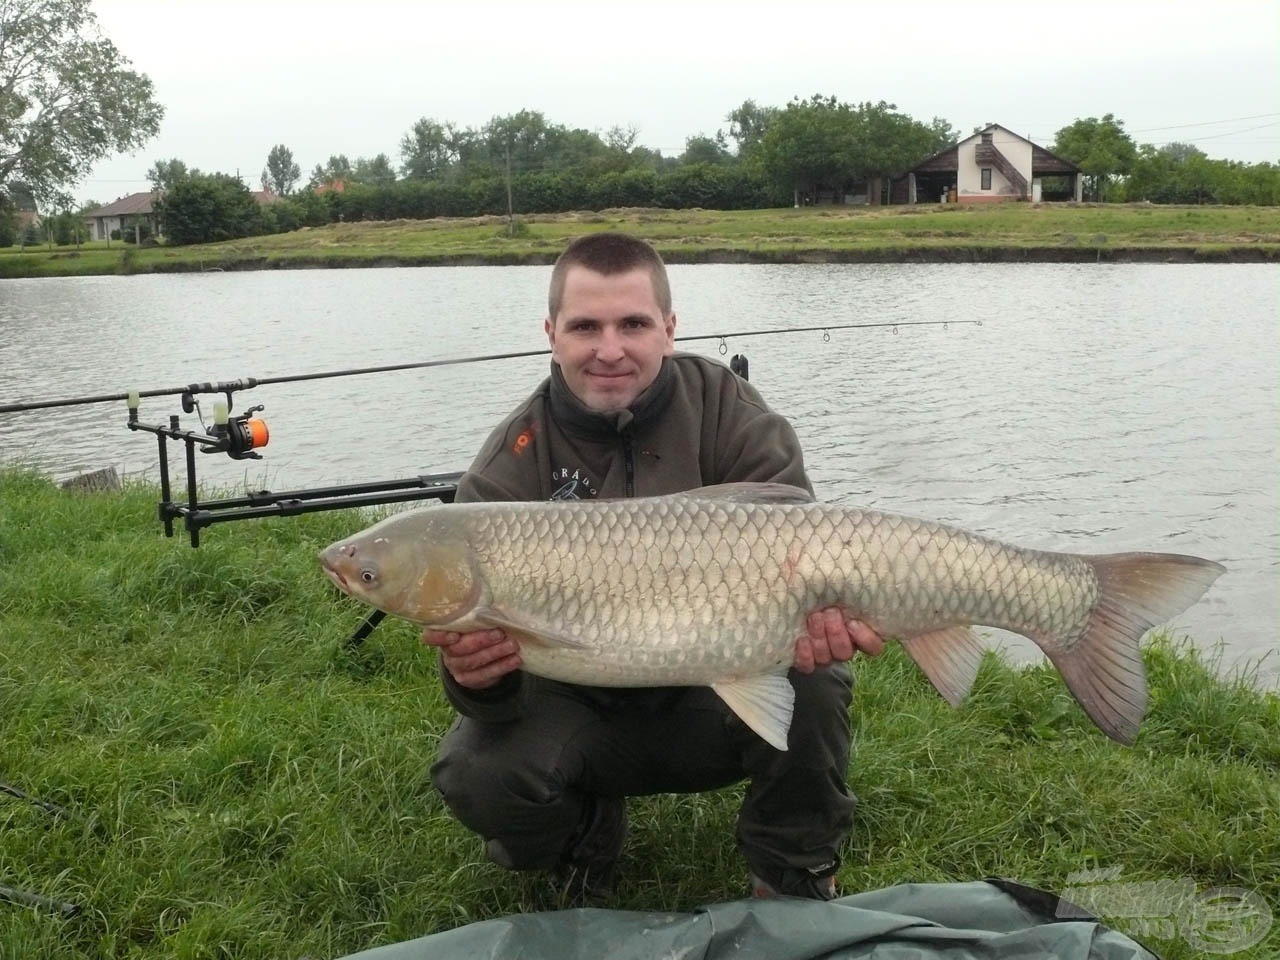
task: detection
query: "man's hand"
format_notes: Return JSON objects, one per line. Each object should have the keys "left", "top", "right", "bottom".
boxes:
{"left": 794, "top": 607, "right": 885, "bottom": 673}
{"left": 422, "top": 628, "right": 522, "bottom": 690}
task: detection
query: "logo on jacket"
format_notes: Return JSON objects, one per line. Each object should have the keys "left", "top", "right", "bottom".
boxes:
{"left": 550, "top": 466, "right": 598, "bottom": 500}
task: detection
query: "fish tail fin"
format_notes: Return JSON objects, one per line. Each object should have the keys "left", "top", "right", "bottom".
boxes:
{"left": 1051, "top": 553, "right": 1225, "bottom": 745}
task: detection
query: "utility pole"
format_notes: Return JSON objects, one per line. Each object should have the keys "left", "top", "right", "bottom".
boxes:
{"left": 505, "top": 141, "right": 515, "bottom": 237}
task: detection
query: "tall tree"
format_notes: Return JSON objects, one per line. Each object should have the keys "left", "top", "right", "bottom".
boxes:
{"left": 725, "top": 99, "right": 779, "bottom": 160}
{"left": 147, "top": 158, "right": 190, "bottom": 192}
{"left": 1051, "top": 114, "right": 1137, "bottom": 201}
{"left": 263, "top": 144, "right": 300, "bottom": 195}
{"left": 352, "top": 153, "right": 396, "bottom": 185}
{"left": 308, "top": 154, "right": 353, "bottom": 189}
{"left": 0, "top": 0, "right": 164, "bottom": 204}
{"left": 399, "top": 118, "right": 462, "bottom": 179}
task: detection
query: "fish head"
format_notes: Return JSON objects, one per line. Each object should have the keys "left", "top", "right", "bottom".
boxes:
{"left": 320, "top": 508, "right": 478, "bottom": 626}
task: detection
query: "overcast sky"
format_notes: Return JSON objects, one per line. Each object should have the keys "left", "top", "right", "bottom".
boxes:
{"left": 77, "top": 0, "right": 1280, "bottom": 206}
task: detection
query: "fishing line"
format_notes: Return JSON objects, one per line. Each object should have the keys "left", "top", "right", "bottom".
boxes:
{"left": 0, "top": 319, "right": 979, "bottom": 414}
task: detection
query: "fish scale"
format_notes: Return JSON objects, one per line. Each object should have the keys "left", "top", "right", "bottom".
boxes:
{"left": 321, "top": 482, "right": 1224, "bottom": 748}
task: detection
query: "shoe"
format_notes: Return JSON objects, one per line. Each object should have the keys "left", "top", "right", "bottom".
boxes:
{"left": 552, "top": 795, "right": 626, "bottom": 907}
{"left": 749, "top": 862, "right": 839, "bottom": 901}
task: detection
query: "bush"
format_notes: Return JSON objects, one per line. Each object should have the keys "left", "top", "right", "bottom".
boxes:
{"left": 159, "top": 173, "right": 263, "bottom": 245}
{"left": 121, "top": 221, "right": 153, "bottom": 244}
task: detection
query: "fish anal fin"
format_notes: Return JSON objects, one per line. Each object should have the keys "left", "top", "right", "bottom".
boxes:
{"left": 900, "top": 626, "right": 985, "bottom": 707}
{"left": 711, "top": 672, "right": 795, "bottom": 751}
{"left": 1050, "top": 552, "right": 1225, "bottom": 745}
{"left": 681, "top": 482, "right": 815, "bottom": 505}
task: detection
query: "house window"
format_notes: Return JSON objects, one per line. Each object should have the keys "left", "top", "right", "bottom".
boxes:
{"left": 981, "top": 168, "right": 993, "bottom": 190}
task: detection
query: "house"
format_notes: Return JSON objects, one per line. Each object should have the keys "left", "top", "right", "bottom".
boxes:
{"left": 84, "top": 191, "right": 162, "bottom": 242}
{"left": 892, "top": 124, "right": 1084, "bottom": 205}
{"left": 6, "top": 183, "right": 41, "bottom": 231}
{"left": 83, "top": 186, "right": 284, "bottom": 241}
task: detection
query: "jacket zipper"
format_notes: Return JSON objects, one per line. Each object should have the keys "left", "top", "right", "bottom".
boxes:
{"left": 622, "top": 434, "right": 635, "bottom": 497}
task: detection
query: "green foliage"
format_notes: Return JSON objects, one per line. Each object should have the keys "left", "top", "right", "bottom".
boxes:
{"left": 0, "top": 197, "right": 18, "bottom": 247}
{"left": 157, "top": 173, "right": 263, "bottom": 245}
{"left": 352, "top": 153, "right": 396, "bottom": 186}
{"left": 725, "top": 99, "right": 780, "bottom": 161}
{"left": 146, "top": 157, "right": 191, "bottom": 192}
{"left": 263, "top": 144, "right": 301, "bottom": 195}
{"left": 1118, "top": 144, "right": 1280, "bottom": 206}
{"left": 0, "top": 0, "right": 163, "bottom": 205}
{"left": 758, "top": 96, "right": 950, "bottom": 202}
{"left": 681, "top": 133, "right": 733, "bottom": 166}
{"left": 308, "top": 154, "right": 353, "bottom": 190}
{"left": 1051, "top": 114, "right": 1138, "bottom": 201}
{"left": 45, "top": 210, "right": 87, "bottom": 245}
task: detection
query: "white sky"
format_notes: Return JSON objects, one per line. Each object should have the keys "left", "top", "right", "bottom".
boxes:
{"left": 77, "top": 0, "right": 1280, "bottom": 206}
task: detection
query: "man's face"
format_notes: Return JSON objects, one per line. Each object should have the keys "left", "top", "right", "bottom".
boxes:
{"left": 546, "top": 266, "right": 677, "bottom": 413}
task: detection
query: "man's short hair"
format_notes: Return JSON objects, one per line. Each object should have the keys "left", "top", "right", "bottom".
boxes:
{"left": 547, "top": 232, "right": 672, "bottom": 320}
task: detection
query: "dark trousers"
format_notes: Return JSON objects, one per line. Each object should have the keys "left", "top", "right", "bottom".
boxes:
{"left": 430, "top": 665, "right": 854, "bottom": 879}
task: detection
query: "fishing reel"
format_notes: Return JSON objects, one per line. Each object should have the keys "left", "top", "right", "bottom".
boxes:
{"left": 202, "top": 401, "right": 269, "bottom": 460}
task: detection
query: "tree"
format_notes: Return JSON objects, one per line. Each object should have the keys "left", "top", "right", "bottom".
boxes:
{"left": 157, "top": 173, "right": 261, "bottom": 245}
{"left": 147, "top": 158, "right": 191, "bottom": 192}
{"left": 847, "top": 102, "right": 955, "bottom": 202}
{"left": 1051, "top": 114, "right": 1137, "bottom": 201}
{"left": 725, "top": 99, "right": 779, "bottom": 160}
{"left": 680, "top": 133, "right": 732, "bottom": 166}
{"left": 352, "top": 153, "right": 395, "bottom": 186}
{"left": 308, "top": 154, "right": 353, "bottom": 189}
{"left": 0, "top": 0, "right": 164, "bottom": 205}
{"left": 758, "top": 95, "right": 859, "bottom": 203}
{"left": 263, "top": 144, "right": 300, "bottom": 195}
{"left": 400, "top": 118, "right": 462, "bottom": 179}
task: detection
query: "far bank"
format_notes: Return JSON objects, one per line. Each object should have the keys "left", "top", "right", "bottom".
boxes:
{"left": 2, "top": 203, "right": 1278, "bottom": 278}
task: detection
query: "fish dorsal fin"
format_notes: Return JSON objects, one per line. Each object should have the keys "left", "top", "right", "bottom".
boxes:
{"left": 711, "top": 671, "right": 795, "bottom": 751}
{"left": 471, "top": 607, "right": 592, "bottom": 651}
{"left": 680, "top": 482, "right": 815, "bottom": 505}
{"left": 900, "top": 626, "right": 986, "bottom": 707}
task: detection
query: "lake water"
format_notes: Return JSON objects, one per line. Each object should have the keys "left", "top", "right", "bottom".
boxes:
{"left": 1, "top": 263, "right": 1276, "bottom": 683}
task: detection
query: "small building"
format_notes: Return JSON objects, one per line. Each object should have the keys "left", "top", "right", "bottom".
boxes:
{"left": 84, "top": 191, "right": 162, "bottom": 242}
{"left": 893, "top": 124, "right": 1084, "bottom": 205}
{"left": 7, "top": 183, "right": 41, "bottom": 232}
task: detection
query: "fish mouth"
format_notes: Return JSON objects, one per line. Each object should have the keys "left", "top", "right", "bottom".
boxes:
{"left": 321, "top": 561, "right": 350, "bottom": 594}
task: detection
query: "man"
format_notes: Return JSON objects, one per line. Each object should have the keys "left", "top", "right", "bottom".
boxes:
{"left": 425, "top": 232, "right": 883, "bottom": 904}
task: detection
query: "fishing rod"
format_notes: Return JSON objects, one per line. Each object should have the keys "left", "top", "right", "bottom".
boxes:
{"left": 0, "top": 319, "right": 978, "bottom": 415}
{"left": 1, "top": 316, "right": 980, "bottom": 554}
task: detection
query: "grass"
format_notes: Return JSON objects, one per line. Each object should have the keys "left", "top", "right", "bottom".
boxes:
{"left": 1, "top": 467, "right": 1277, "bottom": 959}
{"left": 1, "top": 203, "right": 1279, "bottom": 278}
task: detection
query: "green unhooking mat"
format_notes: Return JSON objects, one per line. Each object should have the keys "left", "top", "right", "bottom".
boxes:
{"left": 338, "top": 879, "right": 1161, "bottom": 959}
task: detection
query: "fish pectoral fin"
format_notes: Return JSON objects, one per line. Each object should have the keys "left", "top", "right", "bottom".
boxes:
{"left": 471, "top": 607, "right": 592, "bottom": 650}
{"left": 900, "top": 626, "right": 985, "bottom": 707}
{"left": 711, "top": 672, "right": 795, "bottom": 752}
{"left": 680, "top": 482, "right": 815, "bottom": 505}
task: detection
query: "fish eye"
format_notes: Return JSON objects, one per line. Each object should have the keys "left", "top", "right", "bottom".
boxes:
{"left": 360, "top": 569, "right": 376, "bottom": 584}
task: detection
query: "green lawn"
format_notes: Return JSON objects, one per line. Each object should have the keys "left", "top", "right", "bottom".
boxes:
{"left": 2, "top": 203, "right": 1278, "bottom": 278}
{"left": 0, "top": 469, "right": 1276, "bottom": 959}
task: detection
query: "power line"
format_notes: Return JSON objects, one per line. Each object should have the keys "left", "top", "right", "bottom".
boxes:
{"left": 1127, "top": 112, "right": 1280, "bottom": 134}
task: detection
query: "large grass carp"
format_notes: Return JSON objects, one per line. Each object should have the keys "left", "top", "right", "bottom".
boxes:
{"left": 320, "top": 483, "right": 1224, "bottom": 749}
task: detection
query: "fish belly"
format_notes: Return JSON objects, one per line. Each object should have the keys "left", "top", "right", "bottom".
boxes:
{"left": 466, "top": 499, "right": 1096, "bottom": 686}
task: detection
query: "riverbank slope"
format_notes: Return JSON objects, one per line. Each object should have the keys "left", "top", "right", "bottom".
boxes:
{"left": 3, "top": 203, "right": 1279, "bottom": 278}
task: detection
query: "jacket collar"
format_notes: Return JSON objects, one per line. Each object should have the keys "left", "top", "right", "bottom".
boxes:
{"left": 548, "top": 357, "right": 676, "bottom": 438}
